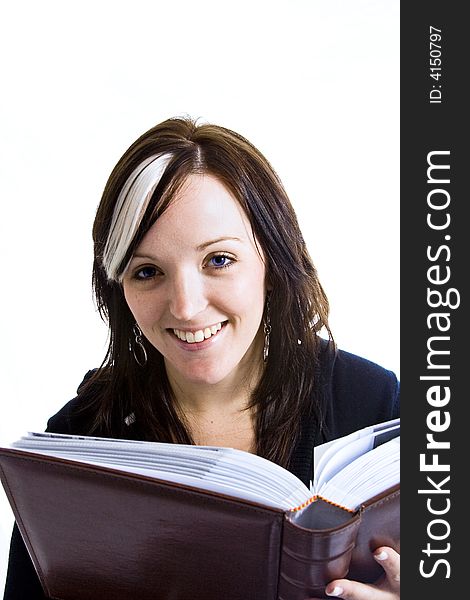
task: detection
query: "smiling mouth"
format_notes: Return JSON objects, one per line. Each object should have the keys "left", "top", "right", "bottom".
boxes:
{"left": 172, "top": 321, "right": 227, "bottom": 344}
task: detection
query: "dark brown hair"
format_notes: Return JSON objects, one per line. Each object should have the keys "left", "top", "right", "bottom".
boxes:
{"left": 84, "top": 116, "right": 332, "bottom": 468}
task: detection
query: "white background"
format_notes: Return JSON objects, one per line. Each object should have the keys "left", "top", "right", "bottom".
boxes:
{"left": 0, "top": 0, "right": 399, "bottom": 591}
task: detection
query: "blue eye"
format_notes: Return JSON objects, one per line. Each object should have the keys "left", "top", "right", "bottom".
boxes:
{"left": 135, "top": 266, "right": 158, "bottom": 279}
{"left": 209, "top": 254, "right": 232, "bottom": 268}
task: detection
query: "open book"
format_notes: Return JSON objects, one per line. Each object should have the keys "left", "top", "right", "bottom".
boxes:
{"left": 7, "top": 417, "right": 399, "bottom": 513}
{"left": 0, "top": 418, "right": 400, "bottom": 600}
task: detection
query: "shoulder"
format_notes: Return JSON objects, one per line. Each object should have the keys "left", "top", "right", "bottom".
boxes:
{"left": 46, "top": 370, "right": 99, "bottom": 435}
{"left": 318, "top": 341, "right": 400, "bottom": 441}
{"left": 333, "top": 347, "right": 399, "bottom": 402}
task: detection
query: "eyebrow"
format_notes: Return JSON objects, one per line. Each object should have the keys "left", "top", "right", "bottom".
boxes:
{"left": 131, "top": 237, "right": 243, "bottom": 262}
{"left": 197, "top": 236, "right": 242, "bottom": 251}
{"left": 131, "top": 254, "right": 158, "bottom": 261}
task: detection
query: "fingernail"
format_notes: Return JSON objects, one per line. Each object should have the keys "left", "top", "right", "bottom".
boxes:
{"left": 326, "top": 586, "right": 344, "bottom": 597}
{"left": 375, "top": 550, "right": 389, "bottom": 561}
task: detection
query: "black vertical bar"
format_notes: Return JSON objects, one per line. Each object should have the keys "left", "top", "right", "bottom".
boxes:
{"left": 401, "top": 2, "right": 466, "bottom": 597}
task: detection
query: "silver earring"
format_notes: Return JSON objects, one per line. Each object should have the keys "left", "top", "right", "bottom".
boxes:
{"left": 132, "top": 324, "right": 148, "bottom": 367}
{"left": 263, "top": 297, "right": 271, "bottom": 363}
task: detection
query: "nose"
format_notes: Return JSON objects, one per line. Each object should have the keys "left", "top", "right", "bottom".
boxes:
{"left": 168, "top": 270, "right": 207, "bottom": 322}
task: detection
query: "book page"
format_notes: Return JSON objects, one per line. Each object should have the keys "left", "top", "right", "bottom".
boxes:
{"left": 8, "top": 432, "right": 312, "bottom": 511}
{"left": 313, "top": 418, "right": 399, "bottom": 489}
{"left": 317, "top": 437, "right": 400, "bottom": 510}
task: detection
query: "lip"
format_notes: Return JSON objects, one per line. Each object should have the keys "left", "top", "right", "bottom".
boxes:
{"left": 168, "top": 321, "right": 228, "bottom": 352}
{"left": 172, "top": 321, "right": 224, "bottom": 334}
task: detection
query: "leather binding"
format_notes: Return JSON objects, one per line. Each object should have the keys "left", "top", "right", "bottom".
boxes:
{"left": 0, "top": 448, "right": 399, "bottom": 600}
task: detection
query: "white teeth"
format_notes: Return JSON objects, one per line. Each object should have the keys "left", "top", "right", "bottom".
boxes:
{"left": 173, "top": 322, "right": 225, "bottom": 344}
{"left": 194, "top": 330, "right": 204, "bottom": 342}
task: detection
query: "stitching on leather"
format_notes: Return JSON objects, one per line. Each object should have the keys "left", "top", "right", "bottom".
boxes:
{"left": 361, "top": 489, "right": 400, "bottom": 512}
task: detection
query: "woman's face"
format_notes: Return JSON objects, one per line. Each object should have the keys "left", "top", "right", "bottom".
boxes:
{"left": 122, "top": 173, "right": 268, "bottom": 388}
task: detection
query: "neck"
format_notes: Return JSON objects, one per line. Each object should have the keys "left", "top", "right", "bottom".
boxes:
{"left": 164, "top": 350, "right": 264, "bottom": 452}
{"left": 167, "top": 361, "right": 262, "bottom": 416}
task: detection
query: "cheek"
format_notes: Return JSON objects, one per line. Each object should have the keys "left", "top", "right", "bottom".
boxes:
{"left": 123, "top": 290, "right": 162, "bottom": 328}
{"left": 222, "top": 268, "right": 266, "bottom": 319}
{"left": 247, "top": 264, "right": 267, "bottom": 301}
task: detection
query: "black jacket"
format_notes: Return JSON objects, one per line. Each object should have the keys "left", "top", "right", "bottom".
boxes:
{"left": 3, "top": 344, "right": 399, "bottom": 599}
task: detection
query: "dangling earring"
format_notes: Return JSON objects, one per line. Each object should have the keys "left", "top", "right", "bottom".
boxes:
{"left": 263, "top": 296, "right": 272, "bottom": 363}
{"left": 132, "top": 324, "right": 148, "bottom": 367}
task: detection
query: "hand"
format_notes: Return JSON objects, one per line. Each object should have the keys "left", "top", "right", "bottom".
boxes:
{"left": 307, "top": 546, "right": 400, "bottom": 600}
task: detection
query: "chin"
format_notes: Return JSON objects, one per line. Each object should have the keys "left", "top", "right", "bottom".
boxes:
{"left": 181, "top": 368, "right": 231, "bottom": 386}
{"left": 170, "top": 356, "right": 240, "bottom": 386}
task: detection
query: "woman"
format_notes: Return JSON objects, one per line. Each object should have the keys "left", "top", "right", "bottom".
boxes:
{"left": 4, "top": 117, "right": 400, "bottom": 599}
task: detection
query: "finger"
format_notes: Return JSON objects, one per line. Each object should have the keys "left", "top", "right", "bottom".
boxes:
{"left": 324, "top": 579, "right": 382, "bottom": 599}
{"left": 374, "top": 546, "right": 400, "bottom": 589}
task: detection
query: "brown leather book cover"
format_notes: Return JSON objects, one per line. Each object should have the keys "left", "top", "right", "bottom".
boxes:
{"left": 0, "top": 448, "right": 399, "bottom": 600}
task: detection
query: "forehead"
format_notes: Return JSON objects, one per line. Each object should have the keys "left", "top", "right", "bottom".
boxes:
{"left": 137, "top": 173, "right": 257, "bottom": 252}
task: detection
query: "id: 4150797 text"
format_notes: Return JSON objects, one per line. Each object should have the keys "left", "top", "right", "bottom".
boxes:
{"left": 429, "top": 26, "right": 442, "bottom": 104}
